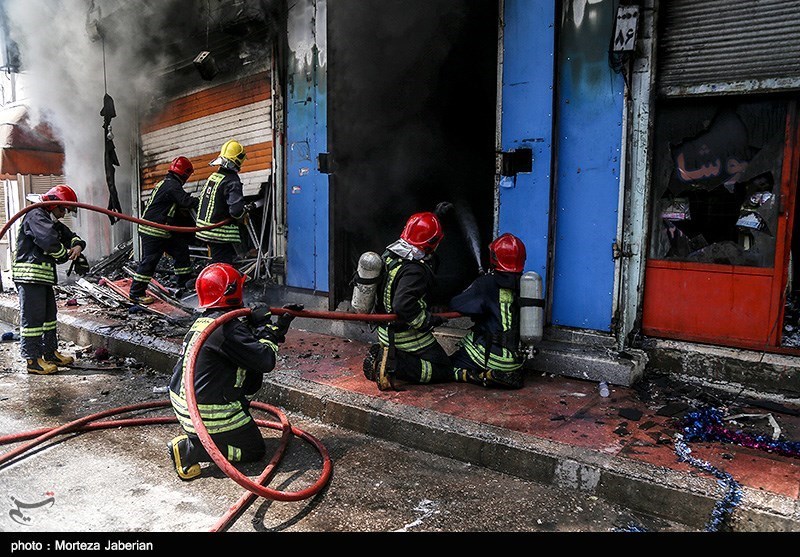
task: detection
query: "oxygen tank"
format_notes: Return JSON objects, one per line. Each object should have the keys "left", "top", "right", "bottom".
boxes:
{"left": 519, "top": 271, "right": 544, "bottom": 345}
{"left": 351, "top": 251, "right": 383, "bottom": 313}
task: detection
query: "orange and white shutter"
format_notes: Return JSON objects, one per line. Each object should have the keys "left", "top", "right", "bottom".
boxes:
{"left": 139, "top": 71, "right": 273, "bottom": 200}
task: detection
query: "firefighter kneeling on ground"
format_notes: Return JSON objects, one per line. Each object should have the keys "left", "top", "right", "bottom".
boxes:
{"left": 12, "top": 185, "right": 87, "bottom": 375}
{"left": 129, "top": 156, "right": 198, "bottom": 305}
{"left": 363, "top": 211, "right": 452, "bottom": 391}
{"left": 448, "top": 233, "right": 528, "bottom": 389}
{"left": 167, "top": 262, "right": 303, "bottom": 481}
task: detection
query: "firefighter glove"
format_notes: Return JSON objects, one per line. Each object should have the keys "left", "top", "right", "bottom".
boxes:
{"left": 248, "top": 305, "right": 272, "bottom": 327}
{"left": 275, "top": 303, "right": 304, "bottom": 337}
{"left": 429, "top": 314, "right": 447, "bottom": 329}
{"left": 72, "top": 254, "right": 90, "bottom": 276}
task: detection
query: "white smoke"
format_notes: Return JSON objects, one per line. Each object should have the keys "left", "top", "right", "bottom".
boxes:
{"left": 4, "top": 0, "right": 172, "bottom": 260}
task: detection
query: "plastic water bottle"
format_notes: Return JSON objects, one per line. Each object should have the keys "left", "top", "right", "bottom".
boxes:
{"left": 598, "top": 381, "right": 610, "bottom": 398}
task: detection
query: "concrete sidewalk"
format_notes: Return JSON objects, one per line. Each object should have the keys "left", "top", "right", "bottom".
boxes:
{"left": 0, "top": 292, "right": 798, "bottom": 532}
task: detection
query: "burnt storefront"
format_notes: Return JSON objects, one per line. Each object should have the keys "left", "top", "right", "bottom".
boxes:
{"left": 641, "top": 0, "right": 800, "bottom": 352}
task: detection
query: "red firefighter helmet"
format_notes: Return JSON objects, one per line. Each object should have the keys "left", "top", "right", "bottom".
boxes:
{"left": 489, "top": 233, "right": 526, "bottom": 273}
{"left": 195, "top": 263, "right": 245, "bottom": 309}
{"left": 168, "top": 156, "right": 194, "bottom": 182}
{"left": 400, "top": 212, "right": 443, "bottom": 254}
{"left": 42, "top": 184, "right": 78, "bottom": 213}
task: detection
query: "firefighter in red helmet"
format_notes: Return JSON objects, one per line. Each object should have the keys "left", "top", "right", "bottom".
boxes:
{"left": 166, "top": 263, "right": 303, "bottom": 480}
{"left": 448, "top": 233, "right": 528, "bottom": 389}
{"left": 12, "top": 184, "right": 86, "bottom": 374}
{"left": 129, "top": 156, "right": 199, "bottom": 305}
{"left": 363, "top": 211, "right": 452, "bottom": 390}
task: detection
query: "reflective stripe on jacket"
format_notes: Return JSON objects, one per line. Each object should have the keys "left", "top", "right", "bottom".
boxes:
{"left": 12, "top": 207, "right": 85, "bottom": 285}
{"left": 169, "top": 311, "right": 279, "bottom": 435}
{"left": 195, "top": 170, "right": 244, "bottom": 243}
{"left": 139, "top": 174, "right": 199, "bottom": 239}
{"left": 449, "top": 271, "right": 523, "bottom": 372}
{"left": 376, "top": 251, "right": 438, "bottom": 353}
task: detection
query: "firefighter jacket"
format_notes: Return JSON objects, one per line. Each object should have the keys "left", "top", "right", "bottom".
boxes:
{"left": 138, "top": 172, "right": 199, "bottom": 239}
{"left": 376, "top": 250, "right": 441, "bottom": 353}
{"left": 195, "top": 168, "right": 245, "bottom": 244}
{"left": 449, "top": 271, "right": 523, "bottom": 372}
{"left": 169, "top": 310, "right": 279, "bottom": 436}
{"left": 12, "top": 207, "right": 86, "bottom": 286}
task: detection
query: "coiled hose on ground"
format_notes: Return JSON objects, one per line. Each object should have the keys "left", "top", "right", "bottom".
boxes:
{"left": 0, "top": 199, "right": 460, "bottom": 531}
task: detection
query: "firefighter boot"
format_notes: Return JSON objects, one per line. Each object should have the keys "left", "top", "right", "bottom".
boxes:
{"left": 363, "top": 343, "right": 381, "bottom": 381}
{"left": 131, "top": 295, "right": 155, "bottom": 305}
{"left": 167, "top": 435, "right": 201, "bottom": 481}
{"left": 44, "top": 351, "right": 74, "bottom": 366}
{"left": 27, "top": 357, "right": 58, "bottom": 375}
{"left": 454, "top": 368, "right": 486, "bottom": 386}
{"left": 483, "top": 370, "right": 524, "bottom": 389}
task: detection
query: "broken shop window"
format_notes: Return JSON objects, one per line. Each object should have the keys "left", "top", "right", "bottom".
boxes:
{"left": 649, "top": 99, "right": 787, "bottom": 267}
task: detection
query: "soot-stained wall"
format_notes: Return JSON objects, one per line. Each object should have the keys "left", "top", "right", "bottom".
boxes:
{"left": 328, "top": 0, "right": 499, "bottom": 306}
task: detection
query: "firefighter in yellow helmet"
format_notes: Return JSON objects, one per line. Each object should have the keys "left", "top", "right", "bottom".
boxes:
{"left": 195, "top": 140, "right": 248, "bottom": 265}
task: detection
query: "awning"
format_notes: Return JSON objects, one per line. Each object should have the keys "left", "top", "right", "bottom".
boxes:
{"left": 0, "top": 104, "right": 64, "bottom": 179}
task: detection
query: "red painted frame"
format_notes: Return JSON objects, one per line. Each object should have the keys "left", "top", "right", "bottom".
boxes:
{"left": 642, "top": 101, "right": 800, "bottom": 353}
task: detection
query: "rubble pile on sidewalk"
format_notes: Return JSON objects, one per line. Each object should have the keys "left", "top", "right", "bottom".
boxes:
{"left": 1, "top": 239, "right": 283, "bottom": 341}
{"left": 634, "top": 369, "right": 800, "bottom": 443}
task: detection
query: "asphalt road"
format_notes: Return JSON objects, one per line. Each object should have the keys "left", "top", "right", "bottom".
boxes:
{"left": 0, "top": 329, "right": 696, "bottom": 546}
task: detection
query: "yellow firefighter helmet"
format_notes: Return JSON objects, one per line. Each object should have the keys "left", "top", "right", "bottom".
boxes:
{"left": 210, "top": 139, "right": 247, "bottom": 171}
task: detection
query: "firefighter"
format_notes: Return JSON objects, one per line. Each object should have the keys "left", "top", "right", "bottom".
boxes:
{"left": 166, "top": 262, "right": 302, "bottom": 481}
{"left": 449, "top": 233, "right": 527, "bottom": 389}
{"left": 363, "top": 211, "right": 452, "bottom": 390}
{"left": 129, "top": 156, "right": 198, "bottom": 305}
{"left": 195, "top": 140, "right": 249, "bottom": 265}
{"left": 12, "top": 185, "right": 86, "bottom": 374}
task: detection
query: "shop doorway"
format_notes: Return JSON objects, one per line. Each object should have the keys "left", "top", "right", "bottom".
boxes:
{"left": 642, "top": 96, "right": 799, "bottom": 352}
{"left": 326, "top": 0, "right": 499, "bottom": 309}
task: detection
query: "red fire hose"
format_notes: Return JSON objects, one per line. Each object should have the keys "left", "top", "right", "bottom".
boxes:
{"left": 0, "top": 200, "right": 233, "bottom": 241}
{"left": 0, "top": 199, "right": 461, "bottom": 530}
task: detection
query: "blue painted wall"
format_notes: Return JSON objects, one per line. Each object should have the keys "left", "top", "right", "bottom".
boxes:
{"left": 551, "top": 0, "right": 623, "bottom": 331}
{"left": 498, "top": 0, "right": 556, "bottom": 294}
{"left": 286, "top": 0, "right": 329, "bottom": 292}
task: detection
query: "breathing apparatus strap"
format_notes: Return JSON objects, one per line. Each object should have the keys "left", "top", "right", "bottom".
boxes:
{"left": 354, "top": 274, "right": 382, "bottom": 285}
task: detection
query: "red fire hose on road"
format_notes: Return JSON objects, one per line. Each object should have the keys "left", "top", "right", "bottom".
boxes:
{"left": 0, "top": 199, "right": 461, "bottom": 530}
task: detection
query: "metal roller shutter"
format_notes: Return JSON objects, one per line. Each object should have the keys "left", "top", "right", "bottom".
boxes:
{"left": 657, "top": 0, "right": 800, "bottom": 96}
{"left": 139, "top": 71, "right": 273, "bottom": 201}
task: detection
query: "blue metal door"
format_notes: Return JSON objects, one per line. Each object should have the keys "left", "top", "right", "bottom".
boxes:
{"left": 498, "top": 0, "right": 556, "bottom": 295}
{"left": 551, "top": 0, "right": 623, "bottom": 331}
{"left": 286, "top": 0, "right": 328, "bottom": 291}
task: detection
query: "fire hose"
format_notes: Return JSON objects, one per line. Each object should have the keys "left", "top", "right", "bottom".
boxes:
{"left": 0, "top": 309, "right": 333, "bottom": 532}
{"left": 0, "top": 199, "right": 461, "bottom": 530}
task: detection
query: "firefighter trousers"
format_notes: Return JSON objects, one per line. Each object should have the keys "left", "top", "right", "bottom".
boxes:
{"left": 17, "top": 282, "right": 58, "bottom": 360}
{"left": 450, "top": 346, "right": 524, "bottom": 389}
{"left": 385, "top": 341, "right": 453, "bottom": 384}
{"left": 130, "top": 234, "right": 193, "bottom": 298}
{"left": 180, "top": 417, "right": 266, "bottom": 466}
{"left": 204, "top": 241, "right": 238, "bottom": 265}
